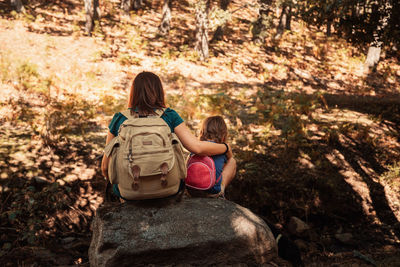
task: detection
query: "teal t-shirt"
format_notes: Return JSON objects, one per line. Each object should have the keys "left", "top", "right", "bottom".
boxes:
{"left": 108, "top": 108, "right": 184, "bottom": 136}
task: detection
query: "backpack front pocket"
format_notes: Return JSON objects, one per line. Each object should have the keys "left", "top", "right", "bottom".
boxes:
{"left": 127, "top": 148, "right": 175, "bottom": 176}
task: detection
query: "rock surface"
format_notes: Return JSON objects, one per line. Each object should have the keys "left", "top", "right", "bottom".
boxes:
{"left": 89, "top": 197, "right": 277, "bottom": 266}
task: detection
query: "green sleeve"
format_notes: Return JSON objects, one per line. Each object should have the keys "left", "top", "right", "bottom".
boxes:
{"left": 108, "top": 112, "right": 127, "bottom": 136}
{"left": 162, "top": 108, "right": 184, "bottom": 133}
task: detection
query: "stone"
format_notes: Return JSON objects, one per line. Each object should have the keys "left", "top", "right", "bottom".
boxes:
{"left": 33, "top": 176, "right": 50, "bottom": 184}
{"left": 89, "top": 197, "right": 277, "bottom": 266}
{"left": 287, "top": 217, "right": 310, "bottom": 236}
{"left": 61, "top": 237, "right": 76, "bottom": 244}
{"left": 293, "top": 239, "right": 308, "bottom": 251}
{"left": 334, "top": 233, "right": 354, "bottom": 245}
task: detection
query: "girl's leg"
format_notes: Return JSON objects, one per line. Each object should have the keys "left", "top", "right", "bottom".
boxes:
{"left": 221, "top": 157, "right": 237, "bottom": 191}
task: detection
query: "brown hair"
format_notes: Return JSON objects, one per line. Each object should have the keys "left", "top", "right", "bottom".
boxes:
{"left": 128, "top": 72, "right": 166, "bottom": 115}
{"left": 200, "top": 116, "right": 228, "bottom": 143}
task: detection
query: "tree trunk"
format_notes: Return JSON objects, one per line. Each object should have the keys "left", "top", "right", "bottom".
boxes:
{"left": 10, "top": 0, "right": 25, "bottom": 13}
{"left": 84, "top": 0, "right": 100, "bottom": 35}
{"left": 365, "top": 46, "right": 382, "bottom": 70}
{"left": 121, "top": 0, "right": 132, "bottom": 13}
{"left": 195, "top": 0, "right": 210, "bottom": 61}
{"left": 364, "top": 1, "right": 392, "bottom": 71}
{"left": 132, "top": 0, "right": 144, "bottom": 10}
{"left": 158, "top": 0, "right": 172, "bottom": 36}
{"left": 252, "top": 0, "right": 272, "bottom": 44}
{"left": 326, "top": 17, "right": 332, "bottom": 36}
{"left": 121, "top": 0, "right": 144, "bottom": 13}
{"left": 275, "top": 4, "right": 291, "bottom": 39}
{"left": 211, "top": 0, "right": 231, "bottom": 42}
{"left": 286, "top": 5, "right": 291, "bottom": 30}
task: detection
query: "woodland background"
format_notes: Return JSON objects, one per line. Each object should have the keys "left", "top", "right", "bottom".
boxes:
{"left": 0, "top": 0, "right": 400, "bottom": 266}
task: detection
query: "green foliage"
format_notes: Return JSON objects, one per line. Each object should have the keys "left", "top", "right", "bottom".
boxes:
{"left": 382, "top": 161, "right": 400, "bottom": 184}
{"left": 118, "top": 52, "right": 141, "bottom": 66}
{"left": 162, "top": 48, "right": 180, "bottom": 61}
{"left": 298, "top": 0, "right": 400, "bottom": 47}
{"left": 198, "top": 91, "right": 234, "bottom": 116}
{"left": 167, "top": 87, "right": 237, "bottom": 124}
{"left": 256, "top": 89, "right": 320, "bottom": 144}
{"left": 92, "top": 20, "right": 104, "bottom": 38}
{"left": 100, "top": 94, "right": 126, "bottom": 116}
{"left": 0, "top": 56, "right": 54, "bottom": 97}
{"left": 9, "top": 98, "right": 39, "bottom": 123}
{"left": 10, "top": 10, "right": 19, "bottom": 19}
{"left": 0, "top": 54, "right": 11, "bottom": 82}
{"left": 209, "top": 6, "right": 231, "bottom": 31}
{"left": 251, "top": 1, "right": 276, "bottom": 43}
{"left": 22, "top": 13, "right": 36, "bottom": 24}
{"left": 16, "top": 62, "right": 40, "bottom": 90}
{"left": 125, "top": 25, "right": 148, "bottom": 51}
{"left": 42, "top": 95, "right": 96, "bottom": 139}
{"left": 1, "top": 181, "right": 66, "bottom": 246}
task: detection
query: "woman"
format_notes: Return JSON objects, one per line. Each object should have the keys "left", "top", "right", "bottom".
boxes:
{"left": 101, "top": 71, "right": 231, "bottom": 199}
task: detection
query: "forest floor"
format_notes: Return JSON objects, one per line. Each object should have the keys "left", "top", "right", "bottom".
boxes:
{"left": 0, "top": 0, "right": 400, "bottom": 266}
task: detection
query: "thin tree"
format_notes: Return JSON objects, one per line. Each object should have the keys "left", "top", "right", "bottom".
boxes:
{"left": 195, "top": 0, "right": 211, "bottom": 61}
{"left": 211, "top": 0, "right": 231, "bottom": 42}
{"left": 159, "top": 0, "right": 172, "bottom": 36}
{"left": 10, "top": 0, "right": 25, "bottom": 13}
{"left": 121, "top": 0, "right": 132, "bottom": 13}
{"left": 275, "top": 1, "right": 292, "bottom": 39}
{"left": 84, "top": 0, "right": 100, "bottom": 35}
{"left": 252, "top": 0, "right": 273, "bottom": 44}
{"left": 364, "top": 1, "right": 392, "bottom": 71}
{"left": 122, "top": 0, "right": 144, "bottom": 13}
{"left": 133, "top": 0, "right": 144, "bottom": 10}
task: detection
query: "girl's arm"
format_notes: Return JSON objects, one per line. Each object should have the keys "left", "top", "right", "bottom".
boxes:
{"left": 101, "top": 131, "right": 115, "bottom": 179}
{"left": 174, "top": 123, "right": 230, "bottom": 156}
{"left": 226, "top": 145, "right": 233, "bottom": 159}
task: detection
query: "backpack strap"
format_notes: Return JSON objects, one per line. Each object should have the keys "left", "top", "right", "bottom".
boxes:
{"left": 121, "top": 108, "right": 166, "bottom": 119}
{"left": 121, "top": 110, "right": 138, "bottom": 119}
{"left": 155, "top": 108, "right": 166, "bottom": 117}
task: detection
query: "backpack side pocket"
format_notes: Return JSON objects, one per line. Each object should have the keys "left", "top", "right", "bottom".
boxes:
{"left": 104, "top": 137, "right": 120, "bottom": 184}
{"left": 171, "top": 133, "right": 188, "bottom": 180}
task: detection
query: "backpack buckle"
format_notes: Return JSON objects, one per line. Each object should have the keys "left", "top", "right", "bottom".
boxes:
{"left": 130, "top": 165, "right": 141, "bottom": 191}
{"left": 160, "top": 162, "right": 168, "bottom": 187}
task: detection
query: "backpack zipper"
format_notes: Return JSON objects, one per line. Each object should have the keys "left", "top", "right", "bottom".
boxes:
{"left": 132, "top": 149, "right": 170, "bottom": 156}
{"left": 121, "top": 124, "right": 169, "bottom": 128}
{"left": 128, "top": 132, "right": 167, "bottom": 147}
{"left": 125, "top": 149, "right": 171, "bottom": 161}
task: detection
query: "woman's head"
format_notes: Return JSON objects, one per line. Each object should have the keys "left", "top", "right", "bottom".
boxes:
{"left": 128, "top": 72, "right": 166, "bottom": 114}
{"left": 200, "top": 116, "right": 228, "bottom": 143}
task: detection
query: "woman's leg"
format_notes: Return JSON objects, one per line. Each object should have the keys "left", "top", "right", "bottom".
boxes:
{"left": 221, "top": 157, "right": 237, "bottom": 191}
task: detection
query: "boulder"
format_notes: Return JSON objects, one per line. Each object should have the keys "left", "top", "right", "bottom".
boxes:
{"left": 334, "top": 233, "right": 354, "bottom": 245}
{"left": 287, "top": 216, "right": 310, "bottom": 236}
{"left": 89, "top": 197, "right": 277, "bottom": 266}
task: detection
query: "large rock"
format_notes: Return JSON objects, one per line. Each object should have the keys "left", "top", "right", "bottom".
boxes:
{"left": 287, "top": 216, "right": 310, "bottom": 236}
{"left": 89, "top": 197, "right": 277, "bottom": 266}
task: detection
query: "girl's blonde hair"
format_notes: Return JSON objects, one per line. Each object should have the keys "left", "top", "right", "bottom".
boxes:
{"left": 200, "top": 116, "right": 227, "bottom": 143}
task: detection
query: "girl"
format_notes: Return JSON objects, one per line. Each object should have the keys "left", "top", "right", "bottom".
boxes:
{"left": 101, "top": 71, "right": 231, "bottom": 199}
{"left": 198, "top": 115, "right": 237, "bottom": 197}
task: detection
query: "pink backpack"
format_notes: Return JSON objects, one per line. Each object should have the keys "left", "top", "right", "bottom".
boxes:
{"left": 185, "top": 155, "right": 222, "bottom": 190}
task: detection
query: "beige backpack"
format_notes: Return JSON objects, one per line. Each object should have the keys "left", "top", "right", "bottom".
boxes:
{"left": 104, "top": 109, "right": 187, "bottom": 200}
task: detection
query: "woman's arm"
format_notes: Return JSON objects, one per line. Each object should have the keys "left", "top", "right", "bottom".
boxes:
{"left": 101, "top": 131, "right": 115, "bottom": 179}
{"left": 174, "top": 123, "right": 230, "bottom": 156}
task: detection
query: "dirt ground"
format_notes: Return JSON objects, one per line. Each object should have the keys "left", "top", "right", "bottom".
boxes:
{"left": 1, "top": 0, "right": 400, "bottom": 266}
